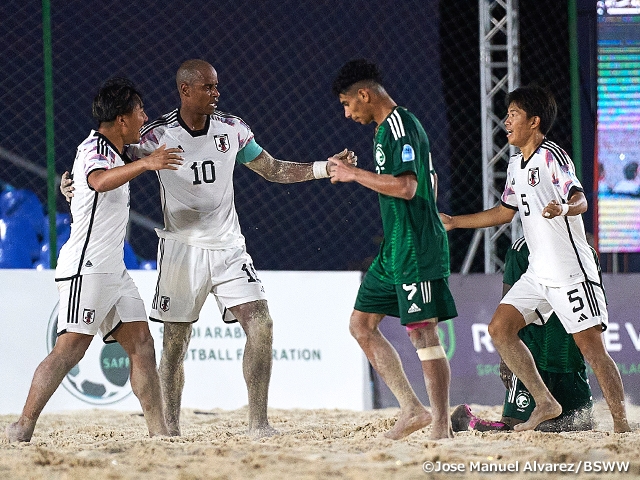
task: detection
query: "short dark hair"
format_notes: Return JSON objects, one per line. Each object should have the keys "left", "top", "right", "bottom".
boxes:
{"left": 623, "top": 162, "right": 638, "bottom": 180}
{"left": 92, "top": 77, "right": 142, "bottom": 125}
{"left": 506, "top": 85, "right": 557, "bottom": 135}
{"left": 331, "top": 59, "right": 382, "bottom": 96}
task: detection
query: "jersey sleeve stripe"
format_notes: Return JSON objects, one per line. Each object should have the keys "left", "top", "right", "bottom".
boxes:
{"left": 512, "top": 236, "right": 526, "bottom": 251}
{"left": 215, "top": 110, "right": 253, "bottom": 131}
{"left": 542, "top": 140, "right": 571, "bottom": 166}
{"left": 386, "top": 116, "right": 400, "bottom": 140}
{"left": 392, "top": 110, "right": 406, "bottom": 137}
{"left": 96, "top": 137, "right": 109, "bottom": 158}
{"left": 141, "top": 110, "right": 178, "bottom": 136}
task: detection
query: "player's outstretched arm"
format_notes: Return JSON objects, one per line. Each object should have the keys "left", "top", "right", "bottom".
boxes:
{"left": 328, "top": 156, "right": 418, "bottom": 200}
{"left": 88, "top": 145, "right": 183, "bottom": 193}
{"left": 60, "top": 171, "right": 74, "bottom": 203}
{"left": 440, "top": 204, "right": 516, "bottom": 231}
{"left": 244, "top": 148, "right": 356, "bottom": 183}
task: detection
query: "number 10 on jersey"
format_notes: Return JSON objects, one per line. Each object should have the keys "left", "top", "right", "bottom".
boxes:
{"left": 191, "top": 161, "right": 216, "bottom": 185}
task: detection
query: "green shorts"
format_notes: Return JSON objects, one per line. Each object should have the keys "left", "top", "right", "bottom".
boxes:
{"left": 503, "top": 369, "right": 593, "bottom": 424}
{"left": 354, "top": 272, "right": 457, "bottom": 325}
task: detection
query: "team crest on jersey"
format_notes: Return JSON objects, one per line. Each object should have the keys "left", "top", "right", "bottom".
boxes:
{"left": 83, "top": 309, "right": 96, "bottom": 325}
{"left": 527, "top": 167, "right": 540, "bottom": 187}
{"left": 214, "top": 134, "right": 230, "bottom": 153}
{"left": 515, "top": 392, "right": 531, "bottom": 409}
{"left": 375, "top": 144, "right": 386, "bottom": 166}
{"left": 160, "top": 296, "right": 170, "bottom": 312}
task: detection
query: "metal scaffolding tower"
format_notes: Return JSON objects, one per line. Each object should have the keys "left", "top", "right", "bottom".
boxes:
{"left": 462, "top": 0, "right": 521, "bottom": 274}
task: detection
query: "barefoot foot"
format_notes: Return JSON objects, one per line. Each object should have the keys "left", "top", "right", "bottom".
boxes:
{"left": 513, "top": 399, "right": 562, "bottom": 432}
{"left": 248, "top": 424, "right": 279, "bottom": 439}
{"left": 613, "top": 419, "right": 631, "bottom": 433}
{"left": 5, "top": 422, "right": 34, "bottom": 443}
{"left": 384, "top": 408, "right": 432, "bottom": 440}
{"left": 429, "top": 423, "right": 454, "bottom": 440}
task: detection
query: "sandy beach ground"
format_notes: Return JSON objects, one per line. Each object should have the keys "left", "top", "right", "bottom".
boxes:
{"left": 1, "top": 402, "right": 638, "bottom": 479}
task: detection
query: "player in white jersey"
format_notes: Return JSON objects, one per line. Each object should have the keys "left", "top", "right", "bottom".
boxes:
{"left": 61, "top": 59, "right": 355, "bottom": 438}
{"left": 440, "top": 85, "right": 630, "bottom": 433}
{"left": 6, "top": 78, "right": 183, "bottom": 443}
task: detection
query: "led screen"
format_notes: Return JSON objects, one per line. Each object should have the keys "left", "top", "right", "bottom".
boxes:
{"left": 597, "top": 2, "right": 640, "bottom": 252}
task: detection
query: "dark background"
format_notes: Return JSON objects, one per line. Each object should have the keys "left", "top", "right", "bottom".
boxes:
{"left": 1, "top": 0, "right": 601, "bottom": 272}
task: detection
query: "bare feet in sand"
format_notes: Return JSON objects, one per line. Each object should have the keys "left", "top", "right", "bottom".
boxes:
{"left": 5, "top": 421, "right": 34, "bottom": 443}
{"left": 384, "top": 407, "right": 432, "bottom": 440}
{"left": 613, "top": 419, "right": 631, "bottom": 433}
{"left": 248, "top": 425, "right": 279, "bottom": 439}
{"left": 429, "top": 422, "right": 454, "bottom": 440}
{"left": 513, "top": 398, "right": 562, "bottom": 432}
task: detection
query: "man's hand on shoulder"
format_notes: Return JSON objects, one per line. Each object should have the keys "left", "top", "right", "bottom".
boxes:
{"left": 142, "top": 144, "right": 184, "bottom": 171}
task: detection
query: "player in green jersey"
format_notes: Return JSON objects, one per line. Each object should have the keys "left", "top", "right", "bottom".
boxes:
{"left": 329, "top": 59, "right": 457, "bottom": 440}
{"left": 451, "top": 237, "right": 594, "bottom": 433}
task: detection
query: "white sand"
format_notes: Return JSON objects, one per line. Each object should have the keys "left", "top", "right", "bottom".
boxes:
{"left": 1, "top": 402, "right": 639, "bottom": 479}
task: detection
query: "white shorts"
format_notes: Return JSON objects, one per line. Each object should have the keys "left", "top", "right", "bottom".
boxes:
{"left": 57, "top": 269, "right": 147, "bottom": 343}
{"left": 150, "top": 238, "right": 267, "bottom": 324}
{"left": 501, "top": 270, "right": 608, "bottom": 334}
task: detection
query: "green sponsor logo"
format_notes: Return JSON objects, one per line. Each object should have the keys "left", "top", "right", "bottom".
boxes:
{"left": 438, "top": 321, "right": 456, "bottom": 361}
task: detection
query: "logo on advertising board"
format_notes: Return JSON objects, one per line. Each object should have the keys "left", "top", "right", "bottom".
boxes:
{"left": 438, "top": 321, "right": 456, "bottom": 361}
{"left": 47, "top": 302, "right": 133, "bottom": 405}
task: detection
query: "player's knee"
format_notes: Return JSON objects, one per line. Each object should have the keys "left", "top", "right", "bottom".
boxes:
{"left": 129, "top": 332, "right": 157, "bottom": 361}
{"left": 245, "top": 311, "right": 273, "bottom": 336}
{"left": 348, "top": 321, "right": 361, "bottom": 341}
{"left": 580, "top": 348, "right": 609, "bottom": 372}
{"left": 487, "top": 320, "right": 501, "bottom": 341}
{"left": 572, "top": 327, "right": 608, "bottom": 365}
{"left": 235, "top": 301, "right": 273, "bottom": 333}
{"left": 161, "top": 337, "right": 189, "bottom": 361}
{"left": 59, "top": 349, "right": 88, "bottom": 371}
{"left": 406, "top": 320, "right": 438, "bottom": 346}
{"left": 259, "top": 312, "right": 273, "bottom": 330}
{"left": 488, "top": 317, "right": 514, "bottom": 343}
{"left": 348, "top": 315, "right": 374, "bottom": 342}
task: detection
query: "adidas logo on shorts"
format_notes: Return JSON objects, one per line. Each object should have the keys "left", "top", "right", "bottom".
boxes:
{"left": 408, "top": 303, "right": 422, "bottom": 314}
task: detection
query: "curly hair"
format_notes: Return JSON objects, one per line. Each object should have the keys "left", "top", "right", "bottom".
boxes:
{"left": 331, "top": 59, "right": 382, "bottom": 96}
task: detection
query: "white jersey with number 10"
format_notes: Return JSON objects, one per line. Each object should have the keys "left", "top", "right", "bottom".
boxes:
{"left": 126, "top": 109, "right": 263, "bottom": 250}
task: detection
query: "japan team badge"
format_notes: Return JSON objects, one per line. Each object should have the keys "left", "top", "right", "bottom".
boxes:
{"left": 160, "top": 296, "right": 170, "bottom": 312}
{"left": 83, "top": 309, "right": 96, "bottom": 325}
{"left": 528, "top": 167, "right": 540, "bottom": 187}
{"left": 214, "top": 134, "right": 230, "bottom": 153}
